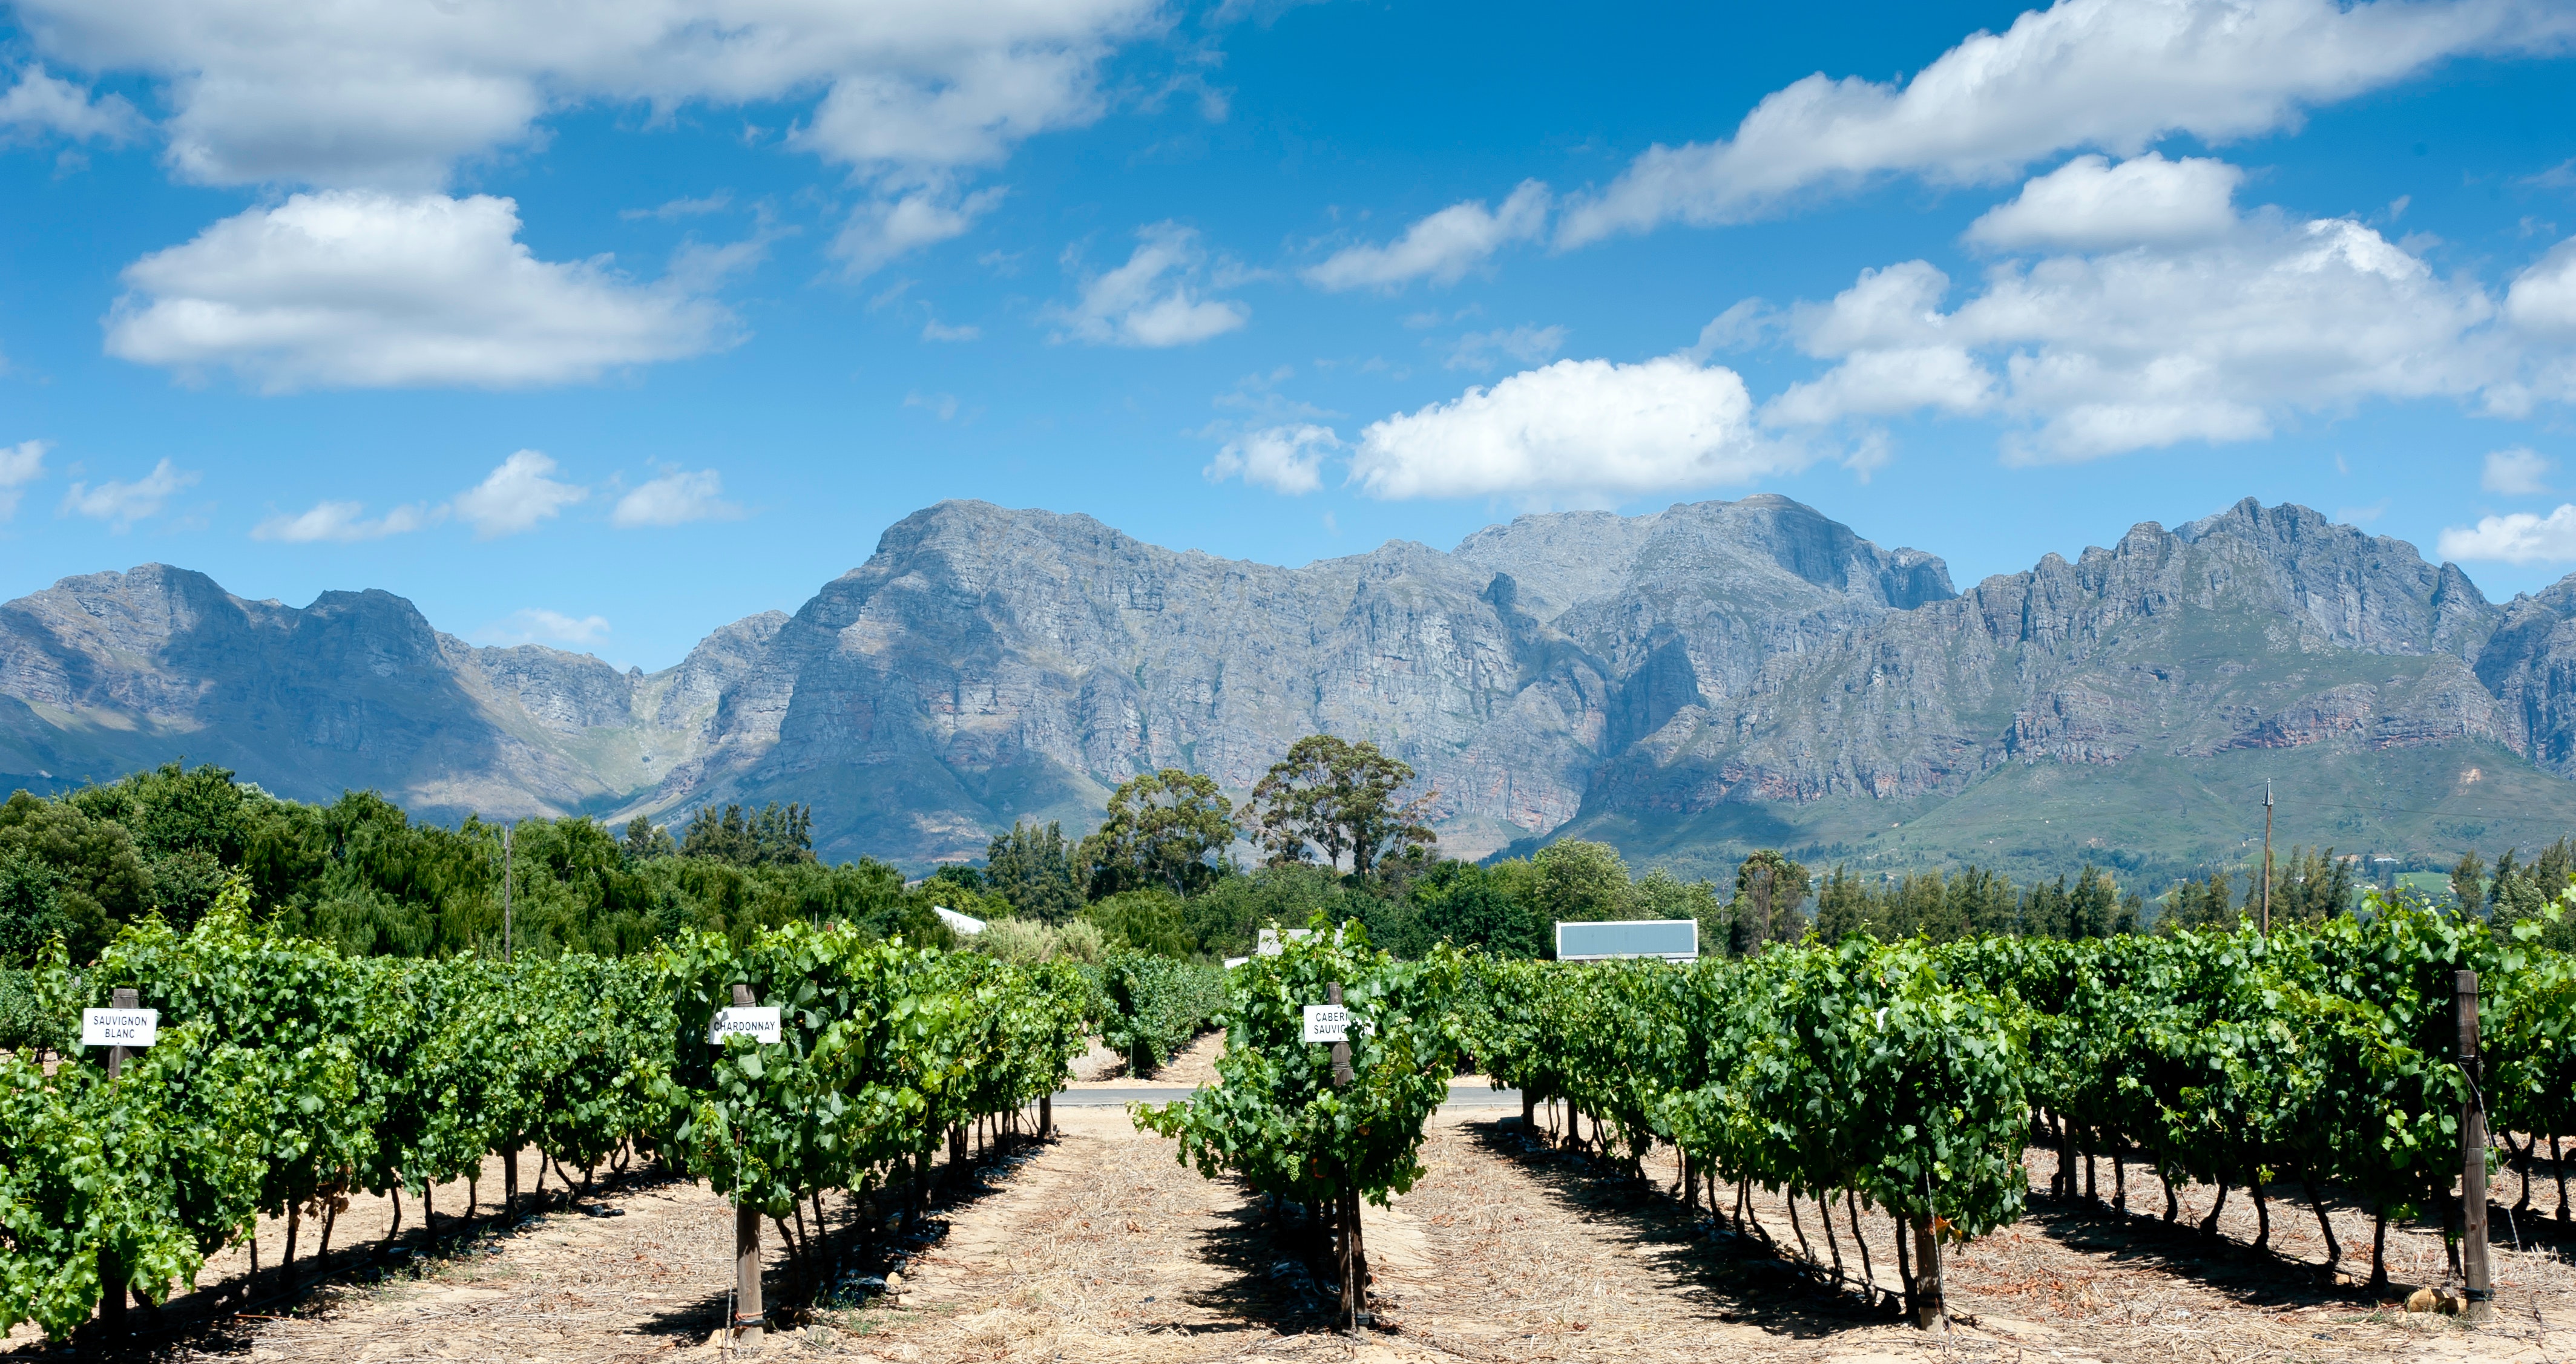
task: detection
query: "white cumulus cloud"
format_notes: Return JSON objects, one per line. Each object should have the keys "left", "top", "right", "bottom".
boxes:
{"left": 1051, "top": 223, "right": 1249, "bottom": 348}
{"left": 59, "top": 458, "right": 198, "bottom": 530}
{"left": 0, "top": 440, "right": 48, "bottom": 520}
{"left": 17, "top": 0, "right": 1158, "bottom": 190}
{"left": 1557, "top": 0, "right": 2571, "bottom": 245}
{"left": 1205, "top": 424, "right": 1338, "bottom": 495}
{"left": 613, "top": 468, "right": 740, "bottom": 527}
{"left": 0, "top": 66, "right": 143, "bottom": 143}
{"left": 105, "top": 191, "right": 740, "bottom": 392}
{"left": 252, "top": 499, "right": 439, "bottom": 542}
{"left": 2439, "top": 505, "right": 2576, "bottom": 563}
{"left": 1766, "top": 346, "right": 1997, "bottom": 425}
{"left": 1767, "top": 206, "right": 2512, "bottom": 462}
{"left": 1306, "top": 181, "right": 1551, "bottom": 292}
{"left": 1966, "top": 153, "right": 2244, "bottom": 250}
{"left": 1349, "top": 356, "right": 1796, "bottom": 502}
{"left": 2483, "top": 446, "right": 2553, "bottom": 495}
{"left": 454, "top": 450, "right": 586, "bottom": 539}
{"left": 2508, "top": 238, "right": 2576, "bottom": 333}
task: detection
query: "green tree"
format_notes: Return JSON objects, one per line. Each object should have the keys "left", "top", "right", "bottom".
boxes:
{"left": 0, "top": 847, "right": 64, "bottom": 965}
{"left": 1727, "top": 848, "right": 1809, "bottom": 954}
{"left": 2272, "top": 845, "right": 2356, "bottom": 925}
{"left": 1628, "top": 866, "right": 1724, "bottom": 955}
{"left": 2451, "top": 848, "right": 2487, "bottom": 917}
{"left": 1183, "top": 864, "right": 1354, "bottom": 959}
{"left": 1081, "top": 770, "right": 1238, "bottom": 899}
{"left": 680, "top": 802, "right": 815, "bottom": 867}
{"left": 1526, "top": 840, "right": 1632, "bottom": 924}
{"left": 0, "top": 792, "right": 144, "bottom": 959}
{"left": 1812, "top": 865, "right": 1876, "bottom": 942}
{"left": 2533, "top": 838, "right": 2576, "bottom": 903}
{"left": 984, "top": 819, "right": 1085, "bottom": 923}
{"left": 2066, "top": 864, "right": 2116, "bottom": 939}
{"left": 1408, "top": 860, "right": 1547, "bottom": 958}
{"left": 1082, "top": 888, "right": 1195, "bottom": 957}
{"left": 2022, "top": 875, "right": 2069, "bottom": 938}
{"left": 621, "top": 816, "right": 676, "bottom": 861}
{"left": 2158, "top": 870, "right": 2236, "bottom": 934}
{"left": 1954, "top": 866, "right": 2020, "bottom": 937}
{"left": 65, "top": 761, "right": 261, "bottom": 865}
{"left": 1244, "top": 736, "right": 1436, "bottom": 885}
{"left": 145, "top": 847, "right": 231, "bottom": 932}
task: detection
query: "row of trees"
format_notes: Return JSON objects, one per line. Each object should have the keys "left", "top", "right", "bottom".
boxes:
{"left": 0, "top": 762, "right": 946, "bottom": 966}
{"left": 939, "top": 740, "right": 2244, "bottom": 962}
{"left": 15, "top": 749, "right": 2571, "bottom": 971}
{"left": 965, "top": 736, "right": 1438, "bottom": 916}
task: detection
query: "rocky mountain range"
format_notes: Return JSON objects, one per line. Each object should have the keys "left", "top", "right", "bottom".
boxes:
{"left": 12, "top": 494, "right": 2576, "bottom": 882}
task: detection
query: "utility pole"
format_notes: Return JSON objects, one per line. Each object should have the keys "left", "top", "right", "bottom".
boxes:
{"left": 502, "top": 822, "right": 514, "bottom": 964}
{"left": 2260, "top": 781, "right": 2274, "bottom": 937}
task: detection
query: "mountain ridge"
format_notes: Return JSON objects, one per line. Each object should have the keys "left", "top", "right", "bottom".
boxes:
{"left": 11, "top": 494, "right": 2576, "bottom": 882}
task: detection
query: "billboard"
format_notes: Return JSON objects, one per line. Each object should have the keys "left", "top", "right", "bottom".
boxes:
{"left": 1554, "top": 919, "right": 1698, "bottom": 963}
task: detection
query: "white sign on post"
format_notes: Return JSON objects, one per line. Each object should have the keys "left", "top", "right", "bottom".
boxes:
{"left": 1301, "top": 1004, "right": 1350, "bottom": 1044}
{"left": 707, "top": 1006, "right": 781, "bottom": 1045}
{"left": 83, "top": 1009, "right": 159, "bottom": 1048}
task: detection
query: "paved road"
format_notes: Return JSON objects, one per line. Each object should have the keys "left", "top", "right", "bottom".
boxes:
{"left": 1053, "top": 1082, "right": 1524, "bottom": 1109}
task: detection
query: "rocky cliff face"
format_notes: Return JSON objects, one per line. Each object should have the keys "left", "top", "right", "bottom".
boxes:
{"left": 639, "top": 495, "right": 1963, "bottom": 861}
{"left": 1583, "top": 500, "right": 2512, "bottom": 822}
{"left": 0, "top": 565, "right": 774, "bottom": 821}
{"left": 11, "top": 495, "right": 2576, "bottom": 873}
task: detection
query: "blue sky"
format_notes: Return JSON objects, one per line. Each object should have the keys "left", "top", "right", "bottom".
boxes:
{"left": 4, "top": 0, "right": 2576, "bottom": 669}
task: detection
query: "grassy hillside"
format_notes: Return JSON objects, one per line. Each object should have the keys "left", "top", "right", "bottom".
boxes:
{"left": 1550, "top": 738, "right": 2576, "bottom": 894}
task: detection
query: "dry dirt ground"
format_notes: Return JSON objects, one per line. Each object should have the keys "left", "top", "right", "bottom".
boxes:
{"left": 16, "top": 1053, "right": 2576, "bottom": 1362}
{"left": 1064, "top": 1031, "right": 1228, "bottom": 1089}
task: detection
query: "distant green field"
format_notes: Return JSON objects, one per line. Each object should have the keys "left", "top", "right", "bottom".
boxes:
{"left": 2391, "top": 870, "right": 2457, "bottom": 903}
{"left": 1551, "top": 738, "right": 2576, "bottom": 897}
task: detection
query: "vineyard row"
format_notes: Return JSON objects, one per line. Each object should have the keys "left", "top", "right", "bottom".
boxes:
{"left": 5, "top": 884, "right": 2569, "bottom": 1340}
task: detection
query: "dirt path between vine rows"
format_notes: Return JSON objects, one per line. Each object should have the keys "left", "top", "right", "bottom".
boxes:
{"left": 21, "top": 1098, "right": 2576, "bottom": 1362}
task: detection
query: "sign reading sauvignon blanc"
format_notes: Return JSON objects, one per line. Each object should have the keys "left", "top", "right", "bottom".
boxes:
{"left": 83, "top": 1008, "right": 159, "bottom": 1048}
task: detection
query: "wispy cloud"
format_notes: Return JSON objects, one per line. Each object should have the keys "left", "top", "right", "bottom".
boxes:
{"left": 0, "top": 66, "right": 143, "bottom": 144}
{"left": 1306, "top": 181, "right": 1549, "bottom": 291}
{"left": 622, "top": 191, "right": 733, "bottom": 221}
{"left": 59, "top": 458, "right": 198, "bottom": 530}
{"left": 612, "top": 468, "right": 740, "bottom": 527}
{"left": 479, "top": 608, "right": 613, "bottom": 648}
{"left": 252, "top": 499, "right": 440, "bottom": 542}
{"left": 1445, "top": 324, "right": 1566, "bottom": 373}
{"left": 1050, "top": 223, "right": 1249, "bottom": 347}
{"left": 0, "top": 439, "right": 48, "bottom": 519}
{"left": 2483, "top": 446, "right": 2553, "bottom": 495}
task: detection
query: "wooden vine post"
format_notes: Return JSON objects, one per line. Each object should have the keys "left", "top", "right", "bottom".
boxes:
{"left": 730, "top": 983, "right": 765, "bottom": 1349}
{"left": 2459, "top": 970, "right": 2492, "bottom": 1323}
{"left": 1911, "top": 1216, "right": 1945, "bottom": 1329}
{"left": 1326, "top": 982, "right": 1365, "bottom": 1335}
{"left": 97, "top": 986, "right": 140, "bottom": 1334}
